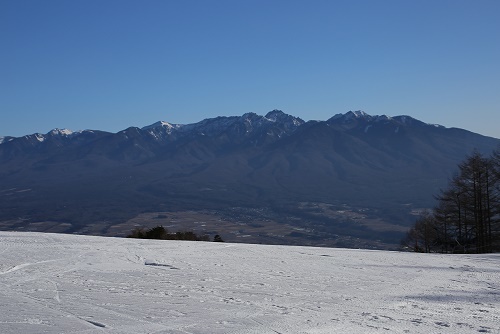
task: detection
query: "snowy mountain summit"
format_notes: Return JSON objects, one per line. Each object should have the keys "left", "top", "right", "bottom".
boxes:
{"left": 264, "top": 109, "right": 304, "bottom": 125}
{"left": 328, "top": 110, "right": 371, "bottom": 122}
{"left": 325, "top": 110, "right": 447, "bottom": 134}
{"left": 138, "top": 110, "right": 305, "bottom": 144}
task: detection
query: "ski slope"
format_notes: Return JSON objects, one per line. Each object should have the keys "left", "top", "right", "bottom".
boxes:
{"left": 0, "top": 232, "right": 499, "bottom": 333}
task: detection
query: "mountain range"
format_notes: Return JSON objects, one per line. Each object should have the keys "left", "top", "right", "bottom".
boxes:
{"left": 1, "top": 110, "right": 499, "bottom": 249}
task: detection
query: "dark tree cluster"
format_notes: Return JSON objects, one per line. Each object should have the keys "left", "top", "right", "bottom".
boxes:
{"left": 127, "top": 225, "right": 223, "bottom": 242}
{"left": 403, "top": 148, "right": 500, "bottom": 253}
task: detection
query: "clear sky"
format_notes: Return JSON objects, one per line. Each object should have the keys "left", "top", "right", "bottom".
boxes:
{"left": 1, "top": 0, "right": 499, "bottom": 138}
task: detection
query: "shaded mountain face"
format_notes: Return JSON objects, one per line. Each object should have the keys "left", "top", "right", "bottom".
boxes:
{"left": 0, "top": 110, "right": 498, "bottom": 249}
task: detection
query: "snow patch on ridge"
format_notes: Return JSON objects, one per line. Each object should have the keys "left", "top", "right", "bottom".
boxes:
{"left": 374, "top": 115, "right": 392, "bottom": 122}
{"left": 431, "top": 124, "right": 445, "bottom": 128}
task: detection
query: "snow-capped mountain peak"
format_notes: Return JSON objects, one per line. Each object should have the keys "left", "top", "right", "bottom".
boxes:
{"left": 49, "top": 128, "right": 76, "bottom": 136}
{"left": 348, "top": 110, "right": 369, "bottom": 119}
{"left": 264, "top": 109, "right": 305, "bottom": 127}
{"left": 329, "top": 110, "right": 370, "bottom": 121}
{"left": 328, "top": 110, "right": 373, "bottom": 125}
{"left": 264, "top": 109, "right": 287, "bottom": 122}
{"left": 329, "top": 111, "right": 406, "bottom": 126}
{"left": 138, "top": 110, "right": 306, "bottom": 144}
{"left": 142, "top": 121, "right": 181, "bottom": 132}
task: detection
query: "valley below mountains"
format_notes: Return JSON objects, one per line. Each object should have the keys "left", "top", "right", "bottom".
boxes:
{"left": 1, "top": 110, "right": 499, "bottom": 249}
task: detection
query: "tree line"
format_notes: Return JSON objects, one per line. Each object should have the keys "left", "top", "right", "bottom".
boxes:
{"left": 127, "top": 225, "right": 224, "bottom": 242}
{"left": 403, "top": 147, "right": 500, "bottom": 253}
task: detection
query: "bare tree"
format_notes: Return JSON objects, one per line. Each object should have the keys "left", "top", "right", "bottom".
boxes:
{"left": 405, "top": 149, "right": 500, "bottom": 253}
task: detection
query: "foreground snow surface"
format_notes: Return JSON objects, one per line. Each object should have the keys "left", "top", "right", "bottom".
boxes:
{"left": 0, "top": 232, "right": 499, "bottom": 334}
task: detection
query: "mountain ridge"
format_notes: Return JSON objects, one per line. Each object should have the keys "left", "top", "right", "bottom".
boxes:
{"left": 1, "top": 110, "right": 491, "bottom": 147}
{"left": 1, "top": 110, "right": 498, "bottom": 249}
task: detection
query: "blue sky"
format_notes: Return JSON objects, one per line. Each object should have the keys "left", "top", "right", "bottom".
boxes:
{"left": 1, "top": 0, "right": 499, "bottom": 138}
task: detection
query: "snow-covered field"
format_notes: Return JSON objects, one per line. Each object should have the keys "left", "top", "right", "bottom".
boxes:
{"left": 0, "top": 232, "right": 499, "bottom": 334}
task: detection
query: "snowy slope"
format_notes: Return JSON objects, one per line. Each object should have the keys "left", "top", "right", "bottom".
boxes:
{"left": 0, "top": 232, "right": 499, "bottom": 334}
